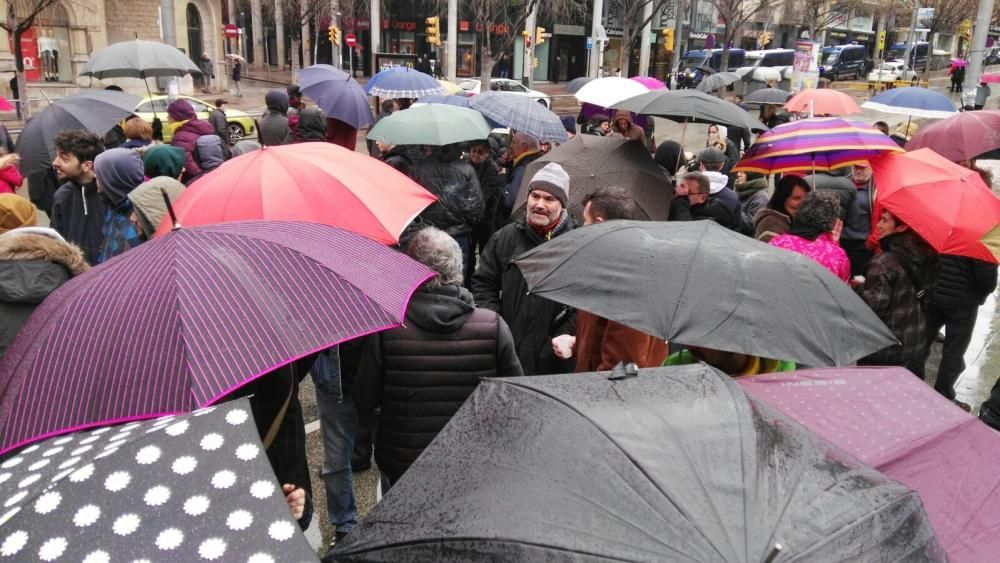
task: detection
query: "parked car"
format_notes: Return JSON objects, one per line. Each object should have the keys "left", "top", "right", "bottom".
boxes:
{"left": 819, "top": 44, "right": 867, "bottom": 81}
{"left": 133, "top": 95, "right": 255, "bottom": 144}
{"left": 867, "top": 61, "right": 917, "bottom": 83}
{"left": 887, "top": 42, "right": 930, "bottom": 72}
{"left": 458, "top": 78, "right": 551, "bottom": 109}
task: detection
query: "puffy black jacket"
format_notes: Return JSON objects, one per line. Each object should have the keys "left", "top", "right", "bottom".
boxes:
{"left": 412, "top": 147, "right": 484, "bottom": 236}
{"left": 472, "top": 216, "right": 576, "bottom": 375}
{"left": 930, "top": 255, "right": 998, "bottom": 309}
{"left": 354, "top": 284, "right": 522, "bottom": 483}
{"left": 804, "top": 170, "right": 857, "bottom": 222}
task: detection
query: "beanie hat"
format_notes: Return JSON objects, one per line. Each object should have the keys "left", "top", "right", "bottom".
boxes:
{"left": 0, "top": 194, "right": 37, "bottom": 234}
{"left": 560, "top": 115, "right": 577, "bottom": 135}
{"left": 527, "top": 162, "right": 570, "bottom": 208}
{"left": 167, "top": 99, "right": 196, "bottom": 122}
{"left": 698, "top": 146, "right": 726, "bottom": 164}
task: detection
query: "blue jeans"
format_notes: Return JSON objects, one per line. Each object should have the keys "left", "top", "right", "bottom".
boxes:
{"left": 452, "top": 233, "right": 474, "bottom": 289}
{"left": 311, "top": 348, "right": 358, "bottom": 533}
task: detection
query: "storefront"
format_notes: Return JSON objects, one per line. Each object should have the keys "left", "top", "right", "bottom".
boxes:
{"left": 11, "top": 3, "right": 75, "bottom": 83}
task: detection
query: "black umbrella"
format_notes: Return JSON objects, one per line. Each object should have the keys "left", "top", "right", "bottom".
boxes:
{"left": 613, "top": 89, "right": 768, "bottom": 132}
{"left": 15, "top": 90, "right": 140, "bottom": 176}
{"left": 745, "top": 87, "right": 792, "bottom": 106}
{"left": 332, "top": 366, "right": 944, "bottom": 561}
{"left": 563, "top": 76, "right": 593, "bottom": 94}
{"left": 513, "top": 220, "right": 896, "bottom": 366}
{"left": 511, "top": 135, "right": 672, "bottom": 222}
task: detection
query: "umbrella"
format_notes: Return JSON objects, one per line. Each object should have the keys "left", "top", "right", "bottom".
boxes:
{"left": 469, "top": 92, "right": 568, "bottom": 142}
{"left": 366, "top": 67, "right": 444, "bottom": 98}
{"left": 743, "top": 87, "right": 791, "bottom": 106}
{"left": 511, "top": 135, "right": 673, "bottom": 222}
{"left": 513, "top": 221, "right": 896, "bottom": 367}
{"left": 153, "top": 143, "right": 436, "bottom": 244}
{"left": 414, "top": 94, "right": 472, "bottom": 107}
{"left": 734, "top": 117, "right": 904, "bottom": 175}
{"left": 629, "top": 75, "right": 667, "bottom": 90}
{"left": 736, "top": 66, "right": 782, "bottom": 83}
{"left": 0, "top": 221, "right": 434, "bottom": 454}
{"left": 334, "top": 366, "right": 944, "bottom": 561}
{"left": 0, "top": 96, "right": 14, "bottom": 112}
{"left": 695, "top": 71, "right": 739, "bottom": 93}
{"left": 784, "top": 88, "right": 862, "bottom": 116}
{"left": 15, "top": 89, "right": 140, "bottom": 177}
{"left": 563, "top": 76, "right": 593, "bottom": 94}
{"left": 367, "top": 104, "right": 491, "bottom": 146}
{"left": 613, "top": 89, "right": 768, "bottom": 132}
{"left": 861, "top": 87, "right": 957, "bottom": 119}
{"left": 0, "top": 399, "right": 317, "bottom": 561}
{"left": 951, "top": 58, "right": 969, "bottom": 67}
{"left": 78, "top": 39, "right": 200, "bottom": 79}
{"left": 575, "top": 77, "right": 650, "bottom": 108}
{"left": 577, "top": 102, "right": 648, "bottom": 128}
{"left": 436, "top": 79, "right": 464, "bottom": 94}
{"left": 982, "top": 72, "right": 1000, "bottom": 84}
{"left": 297, "top": 64, "right": 374, "bottom": 129}
{"left": 904, "top": 110, "right": 1000, "bottom": 161}
{"left": 871, "top": 148, "right": 1000, "bottom": 263}
{"left": 739, "top": 366, "right": 1000, "bottom": 561}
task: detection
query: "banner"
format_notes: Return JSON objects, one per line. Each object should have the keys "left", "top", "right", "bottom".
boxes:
{"left": 791, "top": 40, "right": 820, "bottom": 93}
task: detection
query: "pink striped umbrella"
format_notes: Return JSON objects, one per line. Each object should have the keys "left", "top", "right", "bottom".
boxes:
{"left": 0, "top": 221, "right": 434, "bottom": 455}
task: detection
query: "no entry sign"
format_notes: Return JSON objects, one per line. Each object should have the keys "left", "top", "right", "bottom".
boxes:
{"left": 345, "top": 33, "right": 358, "bottom": 47}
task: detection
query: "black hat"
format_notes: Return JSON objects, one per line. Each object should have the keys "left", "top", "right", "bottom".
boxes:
{"left": 698, "top": 146, "right": 726, "bottom": 164}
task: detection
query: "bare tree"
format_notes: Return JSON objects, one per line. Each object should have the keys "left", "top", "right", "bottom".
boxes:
{"left": 785, "top": 0, "right": 867, "bottom": 41}
{"left": 606, "top": 0, "right": 675, "bottom": 75}
{"left": 917, "top": 0, "right": 975, "bottom": 74}
{"left": 711, "top": 0, "right": 778, "bottom": 71}
{"left": 1, "top": 0, "right": 61, "bottom": 119}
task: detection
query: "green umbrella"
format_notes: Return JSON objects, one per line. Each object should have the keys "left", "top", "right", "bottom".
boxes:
{"left": 367, "top": 104, "right": 492, "bottom": 146}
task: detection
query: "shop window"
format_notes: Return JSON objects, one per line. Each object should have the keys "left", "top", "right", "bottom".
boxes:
{"left": 26, "top": 2, "right": 72, "bottom": 83}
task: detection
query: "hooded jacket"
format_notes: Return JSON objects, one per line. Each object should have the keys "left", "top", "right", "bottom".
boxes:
{"left": 50, "top": 179, "right": 104, "bottom": 265}
{"left": 0, "top": 232, "right": 88, "bottom": 355}
{"left": 128, "top": 177, "right": 186, "bottom": 237}
{"left": 805, "top": 170, "right": 857, "bottom": 222}
{"left": 611, "top": 110, "right": 646, "bottom": 143}
{"left": 259, "top": 90, "right": 290, "bottom": 146}
{"left": 354, "top": 284, "right": 522, "bottom": 483}
{"left": 288, "top": 108, "right": 326, "bottom": 142}
{"left": 170, "top": 118, "right": 216, "bottom": 181}
{"left": 191, "top": 135, "right": 226, "bottom": 181}
{"left": 143, "top": 145, "right": 186, "bottom": 179}
{"left": 735, "top": 176, "right": 770, "bottom": 220}
{"left": 94, "top": 148, "right": 144, "bottom": 263}
{"left": 929, "top": 255, "right": 998, "bottom": 310}
{"left": 703, "top": 171, "right": 740, "bottom": 214}
{"left": 754, "top": 208, "right": 791, "bottom": 243}
{"left": 411, "top": 145, "right": 484, "bottom": 236}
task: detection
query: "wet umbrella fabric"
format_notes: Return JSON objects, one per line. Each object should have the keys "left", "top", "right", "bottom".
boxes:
{"left": 367, "top": 104, "right": 491, "bottom": 146}
{"left": 512, "top": 135, "right": 672, "bottom": 222}
{"left": 297, "top": 64, "right": 373, "bottom": 129}
{"left": 736, "top": 66, "right": 782, "bottom": 83}
{"left": 15, "top": 90, "right": 140, "bottom": 176}
{"left": 333, "top": 366, "right": 944, "bottom": 561}
{"left": 739, "top": 367, "right": 1000, "bottom": 561}
{"left": 563, "top": 76, "right": 594, "bottom": 94}
{"left": 414, "top": 94, "right": 473, "bottom": 107}
{"left": 469, "top": 92, "right": 568, "bottom": 142}
{"left": 0, "top": 221, "right": 434, "bottom": 455}
{"left": 513, "top": 221, "right": 896, "bottom": 367}
{"left": 904, "top": 109, "right": 1000, "bottom": 161}
{"left": 78, "top": 39, "right": 201, "bottom": 79}
{"left": 613, "top": 89, "right": 768, "bottom": 132}
{"left": 695, "top": 71, "right": 739, "bottom": 93}
{"left": 784, "top": 88, "right": 862, "bottom": 116}
{"left": 861, "top": 87, "right": 957, "bottom": 119}
{"left": 743, "top": 87, "right": 791, "bottom": 106}
{"left": 0, "top": 399, "right": 316, "bottom": 562}
{"left": 365, "top": 67, "right": 444, "bottom": 98}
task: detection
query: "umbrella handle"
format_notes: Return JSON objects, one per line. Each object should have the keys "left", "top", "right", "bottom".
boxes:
{"left": 763, "top": 544, "right": 783, "bottom": 563}
{"left": 161, "top": 187, "right": 181, "bottom": 231}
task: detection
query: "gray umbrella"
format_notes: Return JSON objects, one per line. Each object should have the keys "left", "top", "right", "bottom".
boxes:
{"left": 513, "top": 220, "right": 897, "bottom": 367}
{"left": 333, "top": 366, "right": 943, "bottom": 561}
{"left": 511, "top": 135, "right": 672, "bottom": 222}
{"left": 469, "top": 92, "right": 568, "bottom": 142}
{"left": 745, "top": 87, "right": 792, "bottom": 106}
{"left": 613, "top": 89, "right": 768, "bottom": 132}
{"left": 564, "top": 76, "right": 594, "bottom": 94}
{"left": 78, "top": 39, "right": 201, "bottom": 79}
{"left": 696, "top": 71, "right": 740, "bottom": 93}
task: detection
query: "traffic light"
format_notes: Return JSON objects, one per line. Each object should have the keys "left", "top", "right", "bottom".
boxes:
{"left": 425, "top": 16, "right": 441, "bottom": 46}
{"left": 877, "top": 30, "right": 886, "bottom": 51}
{"left": 662, "top": 28, "right": 674, "bottom": 50}
{"left": 759, "top": 31, "right": 772, "bottom": 47}
{"left": 328, "top": 25, "right": 340, "bottom": 46}
{"left": 535, "top": 26, "right": 546, "bottom": 46}
{"left": 522, "top": 29, "right": 531, "bottom": 49}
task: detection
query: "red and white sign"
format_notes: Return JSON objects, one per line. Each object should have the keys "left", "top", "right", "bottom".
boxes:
{"left": 345, "top": 33, "right": 358, "bottom": 48}
{"left": 8, "top": 28, "right": 39, "bottom": 82}
{"left": 223, "top": 24, "right": 239, "bottom": 38}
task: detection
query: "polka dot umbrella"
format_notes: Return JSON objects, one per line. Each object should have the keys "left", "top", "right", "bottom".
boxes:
{"left": 0, "top": 399, "right": 316, "bottom": 562}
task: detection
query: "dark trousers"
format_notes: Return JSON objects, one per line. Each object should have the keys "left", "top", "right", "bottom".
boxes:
{"left": 922, "top": 303, "right": 978, "bottom": 400}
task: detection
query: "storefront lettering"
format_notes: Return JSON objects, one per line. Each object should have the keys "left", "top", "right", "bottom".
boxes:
{"left": 383, "top": 20, "right": 417, "bottom": 31}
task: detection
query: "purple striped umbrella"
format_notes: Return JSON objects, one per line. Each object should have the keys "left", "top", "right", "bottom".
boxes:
{"left": 733, "top": 117, "right": 904, "bottom": 175}
{"left": 0, "top": 221, "right": 434, "bottom": 455}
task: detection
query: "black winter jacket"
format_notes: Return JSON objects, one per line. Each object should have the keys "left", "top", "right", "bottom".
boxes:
{"left": 929, "top": 255, "right": 998, "bottom": 309}
{"left": 354, "top": 284, "right": 522, "bottom": 483}
{"left": 472, "top": 217, "right": 576, "bottom": 375}
{"left": 412, "top": 148, "right": 484, "bottom": 236}
{"left": 471, "top": 158, "right": 505, "bottom": 236}
{"left": 805, "top": 170, "right": 857, "bottom": 222}
{"left": 50, "top": 180, "right": 105, "bottom": 265}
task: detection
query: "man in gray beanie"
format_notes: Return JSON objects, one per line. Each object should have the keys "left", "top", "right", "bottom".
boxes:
{"left": 473, "top": 163, "right": 576, "bottom": 375}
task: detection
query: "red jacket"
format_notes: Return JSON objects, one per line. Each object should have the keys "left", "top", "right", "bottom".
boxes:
{"left": 573, "top": 310, "right": 668, "bottom": 372}
{"left": 325, "top": 117, "right": 357, "bottom": 151}
{"left": 0, "top": 165, "right": 23, "bottom": 194}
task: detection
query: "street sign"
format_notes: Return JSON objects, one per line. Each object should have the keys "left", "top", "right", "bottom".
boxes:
{"left": 345, "top": 33, "right": 358, "bottom": 47}
{"left": 586, "top": 37, "right": 593, "bottom": 50}
{"left": 224, "top": 24, "right": 238, "bottom": 39}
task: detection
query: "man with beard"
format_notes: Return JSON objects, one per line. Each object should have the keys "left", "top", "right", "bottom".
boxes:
{"left": 473, "top": 163, "right": 576, "bottom": 375}
{"left": 49, "top": 129, "right": 105, "bottom": 264}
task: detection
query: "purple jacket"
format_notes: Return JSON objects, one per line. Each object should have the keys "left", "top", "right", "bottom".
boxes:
{"left": 170, "top": 119, "right": 216, "bottom": 180}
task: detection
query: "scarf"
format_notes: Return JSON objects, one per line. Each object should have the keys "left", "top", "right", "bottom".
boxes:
{"left": 788, "top": 221, "right": 827, "bottom": 242}
{"left": 530, "top": 209, "right": 569, "bottom": 240}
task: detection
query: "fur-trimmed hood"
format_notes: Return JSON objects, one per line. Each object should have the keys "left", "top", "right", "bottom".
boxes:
{"left": 0, "top": 233, "right": 89, "bottom": 276}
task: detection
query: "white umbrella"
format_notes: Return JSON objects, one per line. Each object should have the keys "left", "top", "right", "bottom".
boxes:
{"left": 737, "top": 67, "right": 782, "bottom": 83}
{"left": 575, "top": 77, "right": 649, "bottom": 108}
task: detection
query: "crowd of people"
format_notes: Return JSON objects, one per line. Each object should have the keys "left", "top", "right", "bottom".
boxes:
{"left": 0, "top": 80, "right": 998, "bottom": 558}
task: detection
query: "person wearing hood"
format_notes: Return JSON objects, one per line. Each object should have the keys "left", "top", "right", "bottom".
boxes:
{"left": 259, "top": 89, "right": 291, "bottom": 147}
{"left": 185, "top": 134, "right": 226, "bottom": 185}
{"left": 609, "top": 110, "right": 646, "bottom": 143}
{"left": 142, "top": 144, "right": 186, "bottom": 180}
{"left": 355, "top": 226, "right": 522, "bottom": 490}
{"left": 583, "top": 113, "right": 610, "bottom": 136}
{"left": 128, "top": 176, "right": 185, "bottom": 238}
{"left": 754, "top": 175, "right": 811, "bottom": 243}
{"left": 734, "top": 170, "right": 769, "bottom": 220}
{"left": 654, "top": 140, "right": 686, "bottom": 180}
{"left": 325, "top": 117, "right": 358, "bottom": 151}
{"left": 706, "top": 123, "right": 738, "bottom": 176}
{"left": 167, "top": 99, "right": 216, "bottom": 182}
{"left": 0, "top": 194, "right": 89, "bottom": 356}
{"left": 376, "top": 141, "right": 414, "bottom": 177}
{"left": 696, "top": 146, "right": 739, "bottom": 213}
{"left": 93, "top": 148, "right": 144, "bottom": 263}
{"left": 286, "top": 108, "right": 327, "bottom": 143}
{"left": 50, "top": 129, "right": 106, "bottom": 265}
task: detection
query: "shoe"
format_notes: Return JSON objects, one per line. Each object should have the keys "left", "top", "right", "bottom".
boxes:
{"left": 980, "top": 405, "right": 1000, "bottom": 430}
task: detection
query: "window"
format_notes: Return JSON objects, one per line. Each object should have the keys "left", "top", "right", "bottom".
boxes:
{"left": 187, "top": 4, "right": 204, "bottom": 61}
{"left": 137, "top": 99, "right": 170, "bottom": 114}
{"left": 29, "top": 3, "right": 72, "bottom": 83}
{"left": 184, "top": 97, "right": 209, "bottom": 112}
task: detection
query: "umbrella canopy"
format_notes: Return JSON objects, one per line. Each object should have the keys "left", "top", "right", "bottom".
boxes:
{"left": 613, "top": 89, "right": 768, "bottom": 132}
{"left": 575, "top": 77, "right": 650, "bottom": 108}
{"left": 414, "top": 94, "right": 472, "bottom": 107}
{"left": 15, "top": 90, "right": 140, "bottom": 177}
{"left": 367, "top": 104, "right": 491, "bottom": 145}
{"left": 951, "top": 58, "right": 969, "bottom": 67}
{"left": 511, "top": 135, "right": 673, "bottom": 222}
{"left": 0, "top": 399, "right": 316, "bottom": 561}
{"left": 334, "top": 366, "right": 944, "bottom": 561}
{"left": 297, "top": 64, "right": 374, "bottom": 129}
{"left": 736, "top": 66, "right": 782, "bottom": 83}
{"left": 862, "top": 87, "right": 957, "bottom": 119}
{"left": 0, "top": 96, "right": 14, "bottom": 112}
{"left": 153, "top": 142, "right": 436, "bottom": 244}
{"left": 78, "top": 39, "right": 200, "bottom": 79}
{"left": 513, "top": 221, "right": 896, "bottom": 367}
{"left": 739, "top": 367, "right": 1000, "bottom": 562}
{"left": 982, "top": 72, "right": 1000, "bottom": 84}
{"left": 784, "top": 88, "right": 862, "bottom": 116}
{"left": 366, "top": 67, "right": 444, "bottom": 98}
{"left": 630, "top": 75, "right": 667, "bottom": 90}
{"left": 695, "top": 71, "right": 739, "bottom": 93}
{"left": 436, "top": 79, "right": 463, "bottom": 94}
{"left": 563, "top": 76, "right": 594, "bottom": 94}
{"left": 0, "top": 221, "right": 434, "bottom": 454}
{"left": 743, "top": 87, "right": 791, "bottom": 106}
{"left": 734, "top": 117, "right": 904, "bottom": 175}
{"left": 469, "top": 92, "right": 568, "bottom": 142}
{"left": 904, "top": 109, "right": 1000, "bottom": 161}
{"left": 871, "top": 148, "right": 1000, "bottom": 263}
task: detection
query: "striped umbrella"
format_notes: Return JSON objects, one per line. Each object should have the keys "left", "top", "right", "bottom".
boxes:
{"left": 470, "top": 92, "right": 568, "bottom": 142}
{"left": 0, "top": 221, "right": 434, "bottom": 455}
{"left": 733, "top": 117, "right": 904, "bottom": 175}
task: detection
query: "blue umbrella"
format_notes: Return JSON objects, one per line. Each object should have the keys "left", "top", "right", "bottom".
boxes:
{"left": 415, "top": 94, "right": 473, "bottom": 107}
{"left": 469, "top": 92, "right": 568, "bottom": 143}
{"left": 298, "top": 64, "right": 374, "bottom": 129}
{"left": 366, "top": 67, "right": 444, "bottom": 98}
{"left": 861, "top": 87, "right": 957, "bottom": 119}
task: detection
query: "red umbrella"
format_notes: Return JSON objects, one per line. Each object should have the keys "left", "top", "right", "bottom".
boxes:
{"left": 904, "top": 110, "right": 1000, "bottom": 162}
{"left": 0, "top": 96, "right": 14, "bottom": 112}
{"left": 154, "top": 142, "right": 437, "bottom": 244}
{"left": 871, "top": 148, "right": 1000, "bottom": 263}
{"left": 783, "top": 89, "right": 862, "bottom": 116}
